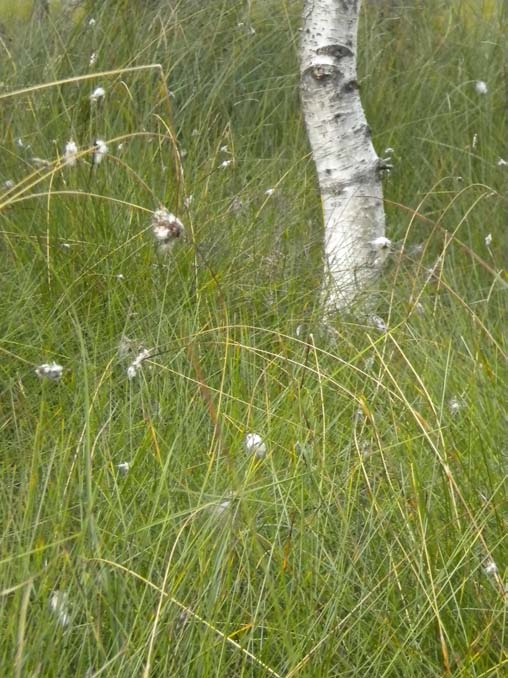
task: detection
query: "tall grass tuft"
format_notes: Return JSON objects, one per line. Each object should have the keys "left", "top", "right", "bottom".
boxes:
{"left": 1, "top": 1, "right": 506, "bottom": 675}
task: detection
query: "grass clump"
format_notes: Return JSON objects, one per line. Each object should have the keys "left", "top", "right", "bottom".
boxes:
{"left": 0, "top": 1, "right": 506, "bottom": 676}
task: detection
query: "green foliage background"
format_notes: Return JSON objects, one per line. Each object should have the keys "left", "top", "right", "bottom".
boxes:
{"left": 0, "top": 1, "right": 506, "bottom": 676}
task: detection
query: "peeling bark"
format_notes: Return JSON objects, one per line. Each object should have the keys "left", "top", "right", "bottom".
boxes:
{"left": 300, "top": 0, "right": 387, "bottom": 310}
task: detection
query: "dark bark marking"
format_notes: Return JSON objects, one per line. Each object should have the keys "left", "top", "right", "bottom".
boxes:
{"left": 326, "top": 167, "right": 378, "bottom": 197}
{"left": 304, "top": 64, "right": 337, "bottom": 81}
{"left": 339, "top": 0, "right": 359, "bottom": 12}
{"left": 343, "top": 79, "right": 359, "bottom": 93}
{"left": 316, "top": 44, "right": 353, "bottom": 59}
{"left": 327, "top": 181, "right": 346, "bottom": 196}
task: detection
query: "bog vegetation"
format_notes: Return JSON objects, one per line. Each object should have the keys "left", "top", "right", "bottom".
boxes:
{"left": 0, "top": 1, "right": 506, "bottom": 676}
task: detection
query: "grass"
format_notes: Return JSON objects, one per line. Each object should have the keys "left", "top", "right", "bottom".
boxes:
{"left": 0, "top": 0, "right": 507, "bottom": 675}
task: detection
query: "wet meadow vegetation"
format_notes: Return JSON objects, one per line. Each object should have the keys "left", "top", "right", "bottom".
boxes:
{"left": 0, "top": 1, "right": 507, "bottom": 675}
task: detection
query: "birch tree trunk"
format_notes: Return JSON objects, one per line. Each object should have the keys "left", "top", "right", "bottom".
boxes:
{"left": 300, "top": 0, "right": 388, "bottom": 311}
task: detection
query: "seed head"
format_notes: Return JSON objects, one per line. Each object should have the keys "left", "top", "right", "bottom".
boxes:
{"left": 244, "top": 433, "right": 267, "bottom": 458}
{"left": 31, "top": 157, "right": 51, "bottom": 168}
{"left": 127, "top": 348, "right": 151, "bottom": 380}
{"left": 35, "top": 362, "right": 64, "bottom": 381}
{"left": 49, "top": 591, "right": 71, "bottom": 627}
{"left": 369, "top": 315, "right": 388, "bottom": 333}
{"left": 90, "top": 86, "right": 105, "bottom": 103}
{"left": 475, "top": 80, "right": 488, "bottom": 95}
{"left": 63, "top": 140, "right": 78, "bottom": 167}
{"left": 93, "top": 139, "right": 108, "bottom": 165}
{"left": 370, "top": 236, "right": 392, "bottom": 250}
{"left": 483, "top": 559, "right": 498, "bottom": 576}
{"left": 151, "top": 208, "right": 184, "bottom": 250}
{"left": 209, "top": 499, "right": 231, "bottom": 518}
{"left": 448, "top": 397, "right": 463, "bottom": 415}
{"left": 127, "top": 365, "right": 138, "bottom": 380}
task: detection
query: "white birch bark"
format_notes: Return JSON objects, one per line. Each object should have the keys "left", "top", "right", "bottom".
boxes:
{"left": 300, "top": 0, "right": 388, "bottom": 311}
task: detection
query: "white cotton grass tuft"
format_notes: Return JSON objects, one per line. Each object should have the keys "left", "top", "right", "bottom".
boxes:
{"left": 497, "top": 158, "right": 508, "bottom": 167}
{"left": 485, "top": 233, "right": 492, "bottom": 247}
{"left": 237, "top": 22, "right": 256, "bottom": 36}
{"left": 483, "top": 559, "right": 498, "bottom": 576}
{"left": 207, "top": 490, "right": 235, "bottom": 521}
{"left": 448, "top": 396, "right": 464, "bottom": 416}
{"left": 117, "top": 461, "right": 130, "bottom": 474}
{"left": 126, "top": 365, "right": 137, "bottom": 380}
{"left": 90, "top": 86, "right": 105, "bottom": 103}
{"left": 369, "top": 237, "right": 392, "bottom": 248}
{"left": 151, "top": 208, "right": 184, "bottom": 253}
{"left": 49, "top": 591, "right": 71, "bottom": 627}
{"left": 92, "top": 139, "right": 108, "bottom": 165}
{"left": 127, "top": 348, "right": 151, "bottom": 380}
{"left": 63, "top": 140, "right": 78, "bottom": 167}
{"left": 474, "top": 80, "right": 488, "bottom": 95}
{"left": 219, "top": 159, "right": 233, "bottom": 169}
{"left": 3, "top": 179, "right": 15, "bottom": 189}
{"left": 364, "top": 355, "right": 375, "bottom": 370}
{"left": 35, "top": 362, "right": 64, "bottom": 381}
{"left": 244, "top": 433, "right": 267, "bottom": 458}
{"left": 370, "top": 237, "right": 392, "bottom": 266}
{"left": 369, "top": 315, "right": 388, "bottom": 333}
{"left": 264, "top": 188, "right": 275, "bottom": 197}
{"left": 89, "top": 52, "right": 97, "bottom": 67}
{"left": 31, "top": 157, "right": 51, "bottom": 168}
{"left": 209, "top": 499, "right": 231, "bottom": 518}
